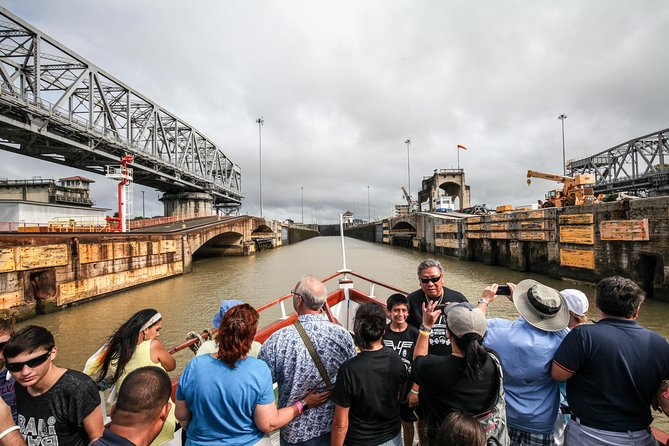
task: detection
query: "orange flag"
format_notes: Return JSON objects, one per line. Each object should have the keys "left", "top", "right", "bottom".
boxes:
{"left": 457, "top": 144, "right": 468, "bottom": 150}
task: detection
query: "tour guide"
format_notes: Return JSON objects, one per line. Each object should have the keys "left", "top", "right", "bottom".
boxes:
{"left": 406, "top": 259, "right": 467, "bottom": 356}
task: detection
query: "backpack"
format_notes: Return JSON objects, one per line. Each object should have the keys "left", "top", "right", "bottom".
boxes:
{"left": 475, "top": 352, "right": 510, "bottom": 446}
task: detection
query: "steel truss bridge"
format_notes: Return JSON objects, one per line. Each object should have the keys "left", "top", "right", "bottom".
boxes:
{"left": 569, "top": 128, "right": 669, "bottom": 196}
{"left": 0, "top": 7, "right": 243, "bottom": 212}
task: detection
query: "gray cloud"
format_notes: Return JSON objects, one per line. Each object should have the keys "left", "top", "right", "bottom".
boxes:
{"left": 1, "top": 0, "right": 668, "bottom": 223}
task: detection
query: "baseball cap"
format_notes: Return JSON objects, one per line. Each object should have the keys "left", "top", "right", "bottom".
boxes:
{"left": 445, "top": 302, "right": 486, "bottom": 338}
{"left": 211, "top": 299, "right": 244, "bottom": 328}
{"left": 560, "top": 289, "right": 589, "bottom": 317}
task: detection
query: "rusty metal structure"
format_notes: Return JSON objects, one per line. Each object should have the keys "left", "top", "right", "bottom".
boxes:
{"left": 0, "top": 7, "right": 243, "bottom": 212}
{"left": 568, "top": 128, "right": 669, "bottom": 196}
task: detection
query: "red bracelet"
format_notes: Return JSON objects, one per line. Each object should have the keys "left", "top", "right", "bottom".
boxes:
{"left": 294, "top": 400, "right": 304, "bottom": 415}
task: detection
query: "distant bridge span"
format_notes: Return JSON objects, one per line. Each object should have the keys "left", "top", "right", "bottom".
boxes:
{"left": 0, "top": 7, "right": 243, "bottom": 212}
{"left": 569, "top": 127, "right": 669, "bottom": 196}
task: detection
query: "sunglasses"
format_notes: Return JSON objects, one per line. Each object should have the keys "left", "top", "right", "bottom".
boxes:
{"left": 420, "top": 276, "right": 442, "bottom": 284}
{"left": 290, "top": 290, "right": 304, "bottom": 299}
{"left": 6, "top": 349, "right": 52, "bottom": 372}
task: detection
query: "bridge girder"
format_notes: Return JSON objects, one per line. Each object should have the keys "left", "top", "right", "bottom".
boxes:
{"left": 0, "top": 7, "right": 243, "bottom": 210}
{"left": 569, "top": 128, "right": 669, "bottom": 195}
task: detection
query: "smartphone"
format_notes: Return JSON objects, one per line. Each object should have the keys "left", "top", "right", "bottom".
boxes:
{"left": 496, "top": 285, "right": 511, "bottom": 296}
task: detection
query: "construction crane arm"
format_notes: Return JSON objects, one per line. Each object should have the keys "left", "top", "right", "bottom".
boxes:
{"left": 526, "top": 170, "right": 575, "bottom": 185}
{"left": 401, "top": 186, "right": 412, "bottom": 206}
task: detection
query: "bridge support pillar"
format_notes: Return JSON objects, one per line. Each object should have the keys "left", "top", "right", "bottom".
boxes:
{"left": 161, "top": 192, "right": 213, "bottom": 218}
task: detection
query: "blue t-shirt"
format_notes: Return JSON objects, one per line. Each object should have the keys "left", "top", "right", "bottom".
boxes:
{"left": 483, "top": 317, "right": 568, "bottom": 434}
{"left": 176, "top": 355, "right": 275, "bottom": 446}
{"left": 553, "top": 318, "right": 669, "bottom": 431}
{"left": 0, "top": 368, "right": 16, "bottom": 422}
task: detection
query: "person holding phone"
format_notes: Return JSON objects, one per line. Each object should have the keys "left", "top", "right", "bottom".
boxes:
{"left": 478, "top": 280, "right": 569, "bottom": 445}
{"left": 406, "top": 259, "right": 467, "bottom": 357}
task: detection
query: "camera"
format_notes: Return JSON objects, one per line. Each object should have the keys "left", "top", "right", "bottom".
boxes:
{"left": 496, "top": 285, "right": 511, "bottom": 296}
{"left": 435, "top": 303, "right": 446, "bottom": 311}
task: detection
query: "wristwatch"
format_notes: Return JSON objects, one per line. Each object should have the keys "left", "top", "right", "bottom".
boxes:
{"left": 419, "top": 324, "right": 432, "bottom": 332}
{"left": 300, "top": 400, "right": 308, "bottom": 411}
{"left": 478, "top": 298, "right": 490, "bottom": 306}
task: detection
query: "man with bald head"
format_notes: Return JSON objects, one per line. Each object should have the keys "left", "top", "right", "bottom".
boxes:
{"left": 259, "top": 275, "right": 356, "bottom": 446}
{"left": 90, "top": 366, "right": 172, "bottom": 446}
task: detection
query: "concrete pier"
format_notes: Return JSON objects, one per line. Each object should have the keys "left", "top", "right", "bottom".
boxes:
{"left": 345, "top": 196, "right": 669, "bottom": 301}
{"left": 0, "top": 216, "right": 318, "bottom": 320}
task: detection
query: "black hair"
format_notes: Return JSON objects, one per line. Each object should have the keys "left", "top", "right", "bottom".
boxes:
{"left": 0, "top": 319, "right": 13, "bottom": 336}
{"left": 596, "top": 276, "right": 645, "bottom": 319}
{"left": 115, "top": 366, "right": 171, "bottom": 423}
{"left": 386, "top": 293, "right": 409, "bottom": 311}
{"left": 94, "top": 309, "right": 161, "bottom": 385}
{"left": 3, "top": 325, "right": 55, "bottom": 359}
{"left": 448, "top": 329, "right": 488, "bottom": 381}
{"left": 353, "top": 303, "right": 386, "bottom": 350}
{"left": 438, "top": 410, "right": 486, "bottom": 446}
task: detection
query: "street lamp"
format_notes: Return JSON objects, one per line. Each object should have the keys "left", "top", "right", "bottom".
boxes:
{"left": 558, "top": 113, "right": 567, "bottom": 175}
{"left": 405, "top": 139, "right": 411, "bottom": 197}
{"left": 367, "top": 185, "right": 371, "bottom": 222}
{"left": 256, "top": 117, "right": 264, "bottom": 218}
{"left": 141, "top": 190, "right": 145, "bottom": 218}
{"left": 301, "top": 186, "right": 304, "bottom": 224}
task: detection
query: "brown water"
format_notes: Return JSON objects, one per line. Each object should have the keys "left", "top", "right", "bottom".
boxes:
{"left": 16, "top": 236, "right": 669, "bottom": 431}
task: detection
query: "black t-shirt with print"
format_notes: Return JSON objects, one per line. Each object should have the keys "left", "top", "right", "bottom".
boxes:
{"left": 16, "top": 369, "right": 100, "bottom": 446}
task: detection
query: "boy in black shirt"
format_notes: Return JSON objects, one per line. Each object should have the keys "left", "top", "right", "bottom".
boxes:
{"left": 382, "top": 294, "right": 425, "bottom": 446}
{"left": 4, "top": 326, "right": 103, "bottom": 446}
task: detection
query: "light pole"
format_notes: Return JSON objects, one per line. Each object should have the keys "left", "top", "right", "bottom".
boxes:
{"left": 405, "top": 139, "right": 411, "bottom": 197}
{"left": 256, "top": 117, "right": 264, "bottom": 217}
{"left": 367, "top": 185, "right": 371, "bottom": 222}
{"left": 141, "top": 190, "right": 145, "bottom": 218}
{"left": 558, "top": 113, "right": 567, "bottom": 175}
{"left": 301, "top": 186, "right": 304, "bottom": 224}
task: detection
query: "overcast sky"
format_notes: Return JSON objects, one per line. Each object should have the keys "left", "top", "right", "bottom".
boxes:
{"left": 1, "top": 1, "right": 668, "bottom": 223}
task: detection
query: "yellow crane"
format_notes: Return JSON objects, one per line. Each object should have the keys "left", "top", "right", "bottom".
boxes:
{"left": 527, "top": 170, "right": 598, "bottom": 207}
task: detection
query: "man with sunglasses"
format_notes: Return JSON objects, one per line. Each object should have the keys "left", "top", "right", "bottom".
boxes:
{"left": 406, "top": 259, "right": 467, "bottom": 356}
{"left": 3, "top": 325, "right": 103, "bottom": 446}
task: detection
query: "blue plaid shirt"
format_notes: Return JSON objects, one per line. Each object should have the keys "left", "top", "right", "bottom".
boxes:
{"left": 258, "top": 313, "right": 355, "bottom": 443}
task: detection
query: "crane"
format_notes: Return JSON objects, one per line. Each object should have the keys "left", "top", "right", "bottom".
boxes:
{"left": 527, "top": 170, "right": 597, "bottom": 207}
{"left": 401, "top": 186, "right": 415, "bottom": 212}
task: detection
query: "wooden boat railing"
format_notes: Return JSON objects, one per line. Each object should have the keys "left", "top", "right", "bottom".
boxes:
{"left": 168, "top": 270, "right": 408, "bottom": 354}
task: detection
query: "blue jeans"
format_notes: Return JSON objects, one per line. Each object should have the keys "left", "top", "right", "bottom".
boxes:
{"left": 377, "top": 432, "right": 402, "bottom": 446}
{"left": 280, "top": 432, "right": 331, "bottom": 446}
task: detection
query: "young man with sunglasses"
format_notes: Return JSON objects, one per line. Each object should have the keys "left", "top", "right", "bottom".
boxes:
{"left": 3, "top": 325, "right": 103, "bottom": 446}
{"left": 406, "top": 259, "right": 467, "bottom": 356}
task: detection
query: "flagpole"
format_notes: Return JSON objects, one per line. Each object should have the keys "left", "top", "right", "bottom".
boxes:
{"left": 457, "top": 145, "right": 460, "bottom": 171}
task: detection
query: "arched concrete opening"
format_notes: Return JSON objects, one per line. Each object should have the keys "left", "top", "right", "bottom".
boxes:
{"left": 194, "top": 231, "right": 244, "bottom": 257}
{"left": 391, "top": 221, "right": 416, "bottom": 248}
{"left": 252, "top": 225, "right": 276, "bottom": 250}
{"left": 418, "top": 169, "right": 471, "bottom": 212}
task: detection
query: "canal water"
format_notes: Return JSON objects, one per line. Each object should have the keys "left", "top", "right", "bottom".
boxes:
{"left": 16, "top": 236, "right": 669, "bottom": 431}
